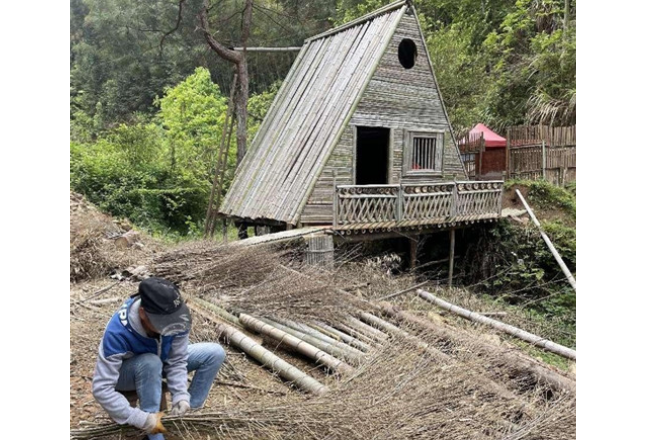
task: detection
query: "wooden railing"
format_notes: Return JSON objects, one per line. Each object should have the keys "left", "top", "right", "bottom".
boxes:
{"left": 334, "top": 181, "right": 503, "bottom": 228}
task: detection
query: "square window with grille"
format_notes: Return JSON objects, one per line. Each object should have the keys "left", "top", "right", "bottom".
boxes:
{"left": 404, "top": 131, "right": 443, "bottom": 175}
{"left": 412, "top": 137, "right": 437, "bottom": 170}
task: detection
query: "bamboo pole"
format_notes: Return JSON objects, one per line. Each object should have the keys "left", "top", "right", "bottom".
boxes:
{"left": 515, "top": 189, "right": 577, "bottom": 291}
{"left": 345, "top": 316, "right": 389, "bottom": 342}
{"left": 378, "top": 301, "right": 575, "bottom": 393}
{"left": 239, "top": 314, "right": 354, "bottom": 375}
{"left": 192, "top": 307, "right": 328, "bottom": 395}
{"left": 262, "top": 318, "right": 364, "bottom": 363}
{"left": 334, "top": 321, "right": 383, "bottom": 346}
{"left": 232, "top": 46, "right": 302, "bottom": 52}
{"left": 377, "top": 281, "right": 430, "bottom": 301}
{"left": 272, "top": 318, "right": 362, "bottom": 355}
{"left": 191, "top": 297, "right": 240, "bottom": 326}
{"left": 416, "top": 289, "right": 576, "bottom": 360}
{"left": 311, "top": 321, "right": 372, "bottom": 352}
{"left": 357, "top": 311, "right": 437, "bottom": 355}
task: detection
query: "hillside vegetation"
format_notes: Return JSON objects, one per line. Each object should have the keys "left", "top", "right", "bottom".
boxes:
{"left": 70, "top": 0, "right": 576, "bottom": 236}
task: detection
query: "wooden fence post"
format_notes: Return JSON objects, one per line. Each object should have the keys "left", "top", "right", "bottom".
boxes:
{"left": 541, "top": 140, "right": 546, "bottom": 180}
{"left": 506, "top": 128, "right": 511, "bottom": 178}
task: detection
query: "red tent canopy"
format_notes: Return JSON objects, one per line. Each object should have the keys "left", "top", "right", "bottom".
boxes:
{"left": 468, "top": 123, "right": 506, "bottom": 148}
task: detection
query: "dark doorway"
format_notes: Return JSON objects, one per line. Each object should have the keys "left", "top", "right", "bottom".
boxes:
{"left": 356, "top": 126, "right": 390, "bottom": 185}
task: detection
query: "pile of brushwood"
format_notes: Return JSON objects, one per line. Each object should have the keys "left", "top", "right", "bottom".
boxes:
{"left": 71, "top": 240, "right": 575, "bottom": 440}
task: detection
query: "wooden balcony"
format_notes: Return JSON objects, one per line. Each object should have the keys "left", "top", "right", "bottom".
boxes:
{"left": 333, "top": 181, "right": 503, "bottom": 231}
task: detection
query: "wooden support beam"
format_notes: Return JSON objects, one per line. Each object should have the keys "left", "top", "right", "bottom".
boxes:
{"left": 232, "top": 46, "right": 302, "bottom": 52}
{"left": 409, "top": 236, "right": 418, "bottom": 270}
{"left": 448, "top": 229, "right": 455, "bottom": 287}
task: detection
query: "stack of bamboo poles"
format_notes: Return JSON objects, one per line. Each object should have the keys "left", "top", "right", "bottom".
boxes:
{"left": 72, "top": 277, "right": 576, "bottom": 440}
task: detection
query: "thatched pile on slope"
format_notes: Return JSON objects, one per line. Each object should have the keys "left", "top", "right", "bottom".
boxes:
{"left": 70, "top": 192, "right": 162, "bottom": 282}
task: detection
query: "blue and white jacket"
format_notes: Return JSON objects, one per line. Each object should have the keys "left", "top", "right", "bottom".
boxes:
{"left": 92, "top": 297, "right": 191, "bottom": 428}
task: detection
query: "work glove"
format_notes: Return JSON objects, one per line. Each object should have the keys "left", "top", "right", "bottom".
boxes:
{"left": 170, "top": 400, "right": 191, "bottom": 417}
{"left": 142, "top": 412, "right": 167, "bottom": 434}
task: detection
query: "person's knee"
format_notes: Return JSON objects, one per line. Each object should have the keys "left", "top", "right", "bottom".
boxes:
{"left": 135, "top": 353, "right": 163, "bottom": 376}
{"left": 204, "top": 343, "right": 226, "bottom": 366}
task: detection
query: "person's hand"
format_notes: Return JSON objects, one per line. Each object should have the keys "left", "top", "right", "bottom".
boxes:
{"left": 142, "top": 412, "right": 167, "bottom": 434}
{"left": 170, "top": 400, "right": 191, "bottom": 416}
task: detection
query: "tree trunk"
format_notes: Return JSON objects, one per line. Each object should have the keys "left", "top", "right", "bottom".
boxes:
{"left": 235, "top": 60, "right": 249, "bottom": 165}
{"left": 199, "top": 0, "right": 253, "bottom": 167}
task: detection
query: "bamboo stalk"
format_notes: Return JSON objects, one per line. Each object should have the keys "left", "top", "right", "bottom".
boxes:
{"left": 311, "top": 321, "right": 372, "bottom": 352}
{"left": 263, "top": 317, "right": 364, "bottom": 363}
{"left": 515, "top": 190, "right": 576, "bottom": 291}
{"left": 416, "top": 289, "right": 576, "bottom": 360}
{"left": 191, "top": 297, "right": 240, "bottom": 326}
{"left": 272, "top": 317, "right": 364, "bottom": 356}
{"left": 345, "top": 316, "right": 389, "bottom": 342}
{"left": 334, "top": 321, "right": 383, "bottom": 346}
{"left": 240, "top": 314, "right": 354, "bottom": 375}
{"left": 193, "top": 308, "right": 328, "bottom": 395}
{"left": 357, "top": 311, "right": 438, "bottom": 356}
{"left": 378, "top": 301, "right": 575, "bottom": 393}
{"left": 377, "top": 281, "right": 429, "bottom": 301}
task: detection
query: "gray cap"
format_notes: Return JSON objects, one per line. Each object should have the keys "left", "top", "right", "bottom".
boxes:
{"left": 138, "top": 277, "right": 192, "bottom": 336}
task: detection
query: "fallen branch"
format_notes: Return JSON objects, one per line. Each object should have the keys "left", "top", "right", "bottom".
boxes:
{"left": 70, "top": 282, "right": 119, "bottom": 309}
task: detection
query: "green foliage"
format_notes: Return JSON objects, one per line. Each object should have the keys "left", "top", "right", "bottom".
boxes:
{"left": 156, "top": 67, "right": 229, "bottom": 174}
{"left": 71, "top": 67, "right": 278, "bottom": 236}
{"left": 247, "top": 81, "right": 281, "bottom": 142}
{"left": 463, "top": 180, "right": 576, "bottom": 342}
{"left": 528, "top": 181, "right": 576, "bottom": 218}
{"left": 480, "top": 0, "right": 576, "bottom": 127}
{"left": 426, "top": 24, "right": 491, "bottom": 131}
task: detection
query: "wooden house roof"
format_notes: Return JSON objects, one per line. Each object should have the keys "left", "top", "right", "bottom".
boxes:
{"left": 219, "top": 1, "right": 409, "bottom": 225}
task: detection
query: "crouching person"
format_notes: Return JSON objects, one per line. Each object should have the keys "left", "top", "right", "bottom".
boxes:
{"left": 92, "top": 277, "right": 226, "bottom": 439}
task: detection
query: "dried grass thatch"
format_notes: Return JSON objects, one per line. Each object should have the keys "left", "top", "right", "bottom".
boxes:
{"left": 70, "top": 192, "right": 160, "bottom": 282}
{"left": 72, "top": 234, "right": 575, "bottom": 440}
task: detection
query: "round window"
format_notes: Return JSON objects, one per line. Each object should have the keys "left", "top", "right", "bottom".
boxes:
{"left": 398, "top": 39, "right": 417, "bottom": 69}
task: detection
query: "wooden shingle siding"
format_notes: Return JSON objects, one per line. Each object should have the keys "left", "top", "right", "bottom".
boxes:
{"left": 300, "top": 11, "right": 466, "bottom": 225}
{"left": 222, "top": 3, "right": 466, "bottom": 227}
{"left": 301, "top": 126, "right": 354, "bottom": 224}
{"left": 219, "top": 3, "right": 408, "bottom": 225}
{"left": 351, "top": 13, "right": 466, "bottom": 183}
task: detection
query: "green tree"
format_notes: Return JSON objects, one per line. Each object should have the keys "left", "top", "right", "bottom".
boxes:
{"left": 156, "top": 67, "right": 228, "bottom": 174}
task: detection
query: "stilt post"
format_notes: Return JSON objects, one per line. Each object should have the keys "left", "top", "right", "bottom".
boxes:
{"left": 448, "top": 228, "right": 455, "bottom": 287}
